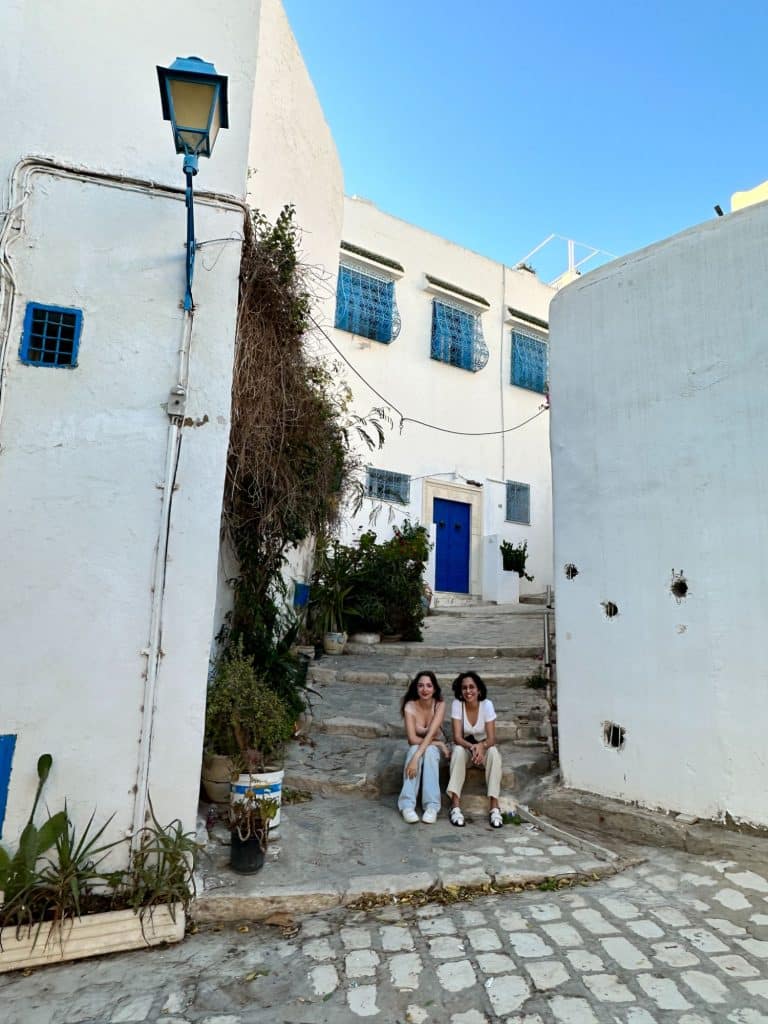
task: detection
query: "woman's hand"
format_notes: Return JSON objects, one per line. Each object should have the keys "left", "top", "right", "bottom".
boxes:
{"left": 470, "top": 742, "right": 486, "bottom": 767}
{"left": 406, "top": 754, "right": 421, "bottom": 779}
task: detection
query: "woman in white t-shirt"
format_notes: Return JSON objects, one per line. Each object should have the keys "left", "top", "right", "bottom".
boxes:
{"left": 447, "top": 671, "right": 504, "bottom": 828}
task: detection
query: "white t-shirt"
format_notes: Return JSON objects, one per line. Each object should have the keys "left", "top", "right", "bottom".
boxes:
{"left": 451, "top": 698, "right": 496, "bottom": 741}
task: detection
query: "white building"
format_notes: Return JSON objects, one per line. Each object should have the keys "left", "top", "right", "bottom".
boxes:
{"left": 329, "top": 197, "right": 555, "bottom": 602}
{"left": 550, "top": 200, "right": 768, "bottom": 828}
{"left": 0, "top": 0, "right": 343, "bottom": 852}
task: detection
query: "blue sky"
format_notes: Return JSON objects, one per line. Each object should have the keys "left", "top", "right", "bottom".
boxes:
{"left": 282, "top": 0, "right": 768, "bottom": 281}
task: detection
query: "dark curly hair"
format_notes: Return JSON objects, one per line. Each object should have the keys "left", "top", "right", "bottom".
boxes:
{"left": 400, "top": 670, "right": 443, "bottom": 716}
{"left": 451, "top": 671, "right": 488, "bottom": 702}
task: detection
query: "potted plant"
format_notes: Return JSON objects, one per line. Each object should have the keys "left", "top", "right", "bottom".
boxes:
{"left": 204, "top": 639, "right": 294, "bottom": 829}
{"left": 0, "top": 755, "right": 195, "bottom": 974}
{"left": 309, "top": 540, "right": 356, "bottom": 654}
{"left": 500, "top": 539, "right": 535, "bottom": 581}
{"left": 228, "top": 796, "right": 278, "bottom": 874}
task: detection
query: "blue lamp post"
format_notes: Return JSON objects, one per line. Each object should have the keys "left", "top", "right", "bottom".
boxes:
{"left": 157, "top": 56, "right": 229, "bottom": 310}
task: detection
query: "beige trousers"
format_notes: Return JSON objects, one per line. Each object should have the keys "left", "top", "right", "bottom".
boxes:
{"left": 447, "top": 745, "right": 502, "bottom": 801}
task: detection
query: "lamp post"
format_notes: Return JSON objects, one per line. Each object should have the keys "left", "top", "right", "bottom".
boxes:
{"left": 157, "top": 56, "right": 229, "bottom": 310}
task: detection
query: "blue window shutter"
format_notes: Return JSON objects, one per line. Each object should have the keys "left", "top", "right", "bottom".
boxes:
{"left": 505, "top": 481, "right": 531, "bottom": 524}
{"left": 334, "top": 265, "right": 400, "bottom": 343}
{"left": 0, "top": 734, "right": 17, "bottom": 839}
{"left": 431, "top": 299, "right": 488, "bottom": 372}
{"left": 366, "top": 468, "right": 410, "bottom": 504}
{"left": 20, "top": 303, "right": 83, "bottom": 367}
{"left": 511, "top": 331, "right": 547, "bottom": 393}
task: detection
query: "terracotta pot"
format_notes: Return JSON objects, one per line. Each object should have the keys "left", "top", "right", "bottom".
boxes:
{"left": 201, "top": 753, "right": 234, "bottom": 804}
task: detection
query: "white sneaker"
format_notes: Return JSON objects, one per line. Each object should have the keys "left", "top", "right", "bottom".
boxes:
{"left": 402, "top": 808, "right": 419, "bottom": 824}
{"left": 422, "top": 808, "right": 438, "bottom": 824}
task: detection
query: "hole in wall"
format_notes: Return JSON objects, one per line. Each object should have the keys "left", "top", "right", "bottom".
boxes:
{"left": 602, "top": 601, "right": 619, "bottom": 618}
{"left": 670, "top": 570, "right": 688, "bottom": 602}
{"left": 564, "top": 563, "right": 579, "bottom": 579}
{"left": 603, "top": 722, "right": 626, "bottom": 749}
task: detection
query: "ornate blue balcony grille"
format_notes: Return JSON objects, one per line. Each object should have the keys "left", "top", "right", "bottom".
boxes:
{"left": 505, "top": 480, "right": 531, "bottom": 524}
{"left": 335, "top": 264, "right": 401, "bottom": 343}
{"left": 366, "top": 467, "right": 410, "bottom": 504}
{"left": 431, "top": 299, "right": 488, "bottom": 372}
{"left": 511, "top": 330, "right": 547, "bottom": 393}
{"left": 20, "top": 303, "right": 83, "bottom": 368}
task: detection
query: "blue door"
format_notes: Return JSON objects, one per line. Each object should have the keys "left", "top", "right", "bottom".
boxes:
{"left": 434, "top": 498, "right": 470, "bottom": 593}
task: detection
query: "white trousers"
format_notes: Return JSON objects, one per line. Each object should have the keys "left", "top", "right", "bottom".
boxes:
{"left": 447, "top": 745, "right": 502, "bottom": 801}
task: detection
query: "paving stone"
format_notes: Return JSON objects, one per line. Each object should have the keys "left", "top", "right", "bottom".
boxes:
{"left": 340, "top": 926, "right": 372, "bottom": 949}
{"left": 347, "top": 984, "right": 379, "bottom": 1017}
{"left": 524, "top": 960, "right": 570, "bottom": 990}
{"left": 541, "top": 921, "right": 584, "bottom": 946}
{"left": 110, "top": 996, "right": 155, "bottom": 1022}
{"left": 548, "top": 995, "right": 599, "bottom": 1023}
{"left": 600, "top": 936, "right": 652, "bottom": 970}
{"left": 436, "top": 959, "right": 476, "bottom": 992}
{"left": 567, "top": 949, "right": 605, "bottom": 972}
{"left": 477, "top": 952, "right": 517, "bottom": 974}
{"left": 627, "top": 919, "right": 665, "bottom": 939}
{"left": 652, "top": 941, "right": 701, "bottom": 967}
{"left": 712, "top": 954, "right": 762, "bottom": 978}
{"left": 389, "top": 952, "right": 422, "bottom": 990}
{"left": 308, "top": 964, "right": 338, "bottom": 996}
{"left": 681, "top": 970, "right": 730, "bottom": 1004}
{"left": 582, "top": 973, "right": 636, "bottom": 1002}
{"left": 725, "top": 871, "right": 768, "bottom": 893}
{"left": 429, "top": 935, "right": 466, "bottom": 959}
{"left": 715, "top": 888, "right": 753, "bottom": 911}
{"left": 636, "top": 973, "right": 693, "bottom": 1010}
{"left": 466, "top": 927, "right": 502, "bottom": 951}
{"left": 380, "top": 925, "right": 414, "bottom": 951}
{"left": 486, "top": 974, "right": 530, "bottom": 1015}
{"left": 506, "top": 931, "right": 554, "bottom": 957}
{"left": 345, "top": 949, "right": 380, "bottom": 977}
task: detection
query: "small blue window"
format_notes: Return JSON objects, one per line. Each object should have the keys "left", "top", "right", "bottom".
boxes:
{"left": 506, "top": 481, "right": 531, "bottom": 524}
{"left": 335, "top": 265, "right": 400, "bottom": 343}
{"left": 20, "top": 303, "right": 83, "bottom": 367}
{"left": 366, "top": 467, "right": 410, "bottom": 504}
{"left": 511, "top": 331, "right": 547, "bottom": 393}
{"left": 431, "top": 299, "right": 489, "bottom": 372}
{"left": 0, "top": 734, "right": 17, "bottom": 839}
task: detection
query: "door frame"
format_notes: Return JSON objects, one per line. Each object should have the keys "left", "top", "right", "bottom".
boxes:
{"left": 423, "top": 478, "right": 483, "bottom": 596}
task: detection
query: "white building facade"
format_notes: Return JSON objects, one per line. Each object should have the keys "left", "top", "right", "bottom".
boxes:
{"left": 550, "top": 201, "right": 768, "bottom": 828}
{"left": 330, "top": 197, "right": 555, "bottom": 602}
{"left": 0, "top": 0, "right": 343, "bottom": 854}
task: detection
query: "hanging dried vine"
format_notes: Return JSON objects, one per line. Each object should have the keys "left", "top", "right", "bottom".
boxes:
{"left": 223, "top": 205, "right": 387, "bottom": 628}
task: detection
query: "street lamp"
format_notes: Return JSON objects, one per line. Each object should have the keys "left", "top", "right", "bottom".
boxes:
{"left": 157, "top": 56, "right": 229, "bottom": 310}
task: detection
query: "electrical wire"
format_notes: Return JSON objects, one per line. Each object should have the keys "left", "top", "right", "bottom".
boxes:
{"left": 309, "top": 313, "right": 549, "bottom": 437}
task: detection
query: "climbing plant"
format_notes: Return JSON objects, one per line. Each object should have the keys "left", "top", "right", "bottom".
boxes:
{"left": 222, "top": 205, "right": 388, "bottom": 683}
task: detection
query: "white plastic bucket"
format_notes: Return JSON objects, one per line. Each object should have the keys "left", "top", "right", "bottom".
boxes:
{"left": 231, "top": 768, "right": 285, "bottom": 829}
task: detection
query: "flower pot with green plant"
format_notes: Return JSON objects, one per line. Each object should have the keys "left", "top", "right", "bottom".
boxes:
{"left": 0, "top": 755, "right": 196, "bottom": 973}
{"left": 499, "top": 539, "right": 535, "bottom": 581}
{"left": 228, "top": 796, "right": 278, "bottom": 874}
{"left": 204, "top": 639, "right": 295, "bottom": 827}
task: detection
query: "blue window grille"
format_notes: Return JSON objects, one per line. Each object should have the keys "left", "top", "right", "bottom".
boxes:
{"left": 19, "top": 303, "right": 83, "bottom": 368}
{"left": 511, "top": 330, "right": 547, "bottom": 393}
{"left": 505, "top": 481, "right": 531, "bottom": 524}
{"left": 335, "top": 264, "right": 401, "bottom": 343}
{"left": 366, "top": 467, "right": 410, "bottom": 504}
{"left": 431, "top": 299, "right": 489, "bottom": 372}
{"left": 0, "top": 734, "right": 17, "bottom": 839}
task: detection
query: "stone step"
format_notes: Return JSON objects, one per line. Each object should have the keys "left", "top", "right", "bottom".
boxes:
{"left": 283, "top": 733, "right": 551, "bottom": 803}
{"left": 344, "top": 642, "right": 542, "bottom": 659}
{"left": 309, "top": 655, "right": 545, "bottom": 690}
{"left": 307, "top": 681, "right": 550, "bottom": 745}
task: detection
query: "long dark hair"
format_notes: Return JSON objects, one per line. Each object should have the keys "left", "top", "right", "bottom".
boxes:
{"left": 400, "top": 670, "right": 442, "bottom": 716}
{"left": 451, "top": 671, "right": 488, "bottom": 702}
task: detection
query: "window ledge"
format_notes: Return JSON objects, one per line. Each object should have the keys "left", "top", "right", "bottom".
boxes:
{"left": 506, "top": 306, "right": 549, "bottom": 332}
{"left": 424, "top": 275, "right": 490, "bottom": 311}
{"left": 340, "top": 242, "right": 404, "bottom": 279}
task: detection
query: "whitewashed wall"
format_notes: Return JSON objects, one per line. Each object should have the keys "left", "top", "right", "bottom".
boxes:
{"left": 550, "top": 202, "right": 768, "bottom": 827}
{"left": 335, "top": 197, "right": 554, "bottom": 597}
{"left": 212, "top": 0, "right": 346, "bottom": 626}
{"left": 0, "top": 1, "right": 261, "bottom": 848}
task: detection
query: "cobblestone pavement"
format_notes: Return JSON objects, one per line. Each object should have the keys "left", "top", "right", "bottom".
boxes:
{"left": 4, "top": 847, "right": 768, "bottom": 1024}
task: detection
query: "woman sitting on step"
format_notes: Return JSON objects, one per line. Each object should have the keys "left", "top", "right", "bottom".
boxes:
{"left": 447, "top": 671, "right": 504, "bottom": 829}
{"left": 397, "top": 671, "right": 448, "bottom": 824}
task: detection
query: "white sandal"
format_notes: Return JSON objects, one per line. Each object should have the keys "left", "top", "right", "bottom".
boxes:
{"left": 449, "top": 807, "right": 465, "bottom": 827}
{"left": 489, "top": 808, "right": 503, "bottom": 828}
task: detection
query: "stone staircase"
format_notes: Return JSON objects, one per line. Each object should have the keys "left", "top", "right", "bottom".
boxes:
{"left": 283, "top": 605, "right": 554, "bottom": 814}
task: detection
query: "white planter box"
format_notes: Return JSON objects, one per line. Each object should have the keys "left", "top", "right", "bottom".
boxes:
{"left": 0, "top": 903, "right": 184, "bottom": 974}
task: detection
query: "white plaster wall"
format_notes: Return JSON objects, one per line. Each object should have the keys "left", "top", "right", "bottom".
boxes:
{"left": 336, "top": 198, "right": 554, "bottom": 595}
{"left": 213, "top": 0, "right": 345, "bottom": 631}
{"left": 0, "top": 0, "right": 261, "bottom": 847}
{"left": 550, "top": 202, "right": 768, "bottom": 827}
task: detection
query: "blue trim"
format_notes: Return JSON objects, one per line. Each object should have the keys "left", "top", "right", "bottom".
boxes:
{"left": 19, "top": 303, "right": 83, "bottom": 368}
{"left": 231, "top": 782, "right": 281, "bottom": 795}
{"left": 511, "top": 331, "right": 547, "bottom": 393}
{"left": 0, "top": 734, "right": 17, "bottom": 839}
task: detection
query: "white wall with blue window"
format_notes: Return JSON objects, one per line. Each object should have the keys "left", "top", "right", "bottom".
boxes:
{"left": 0, "top": 0, "right": 336, "bottom": 857}
{"left": 331, "top": 196, "right": 555, "bottom": 601}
